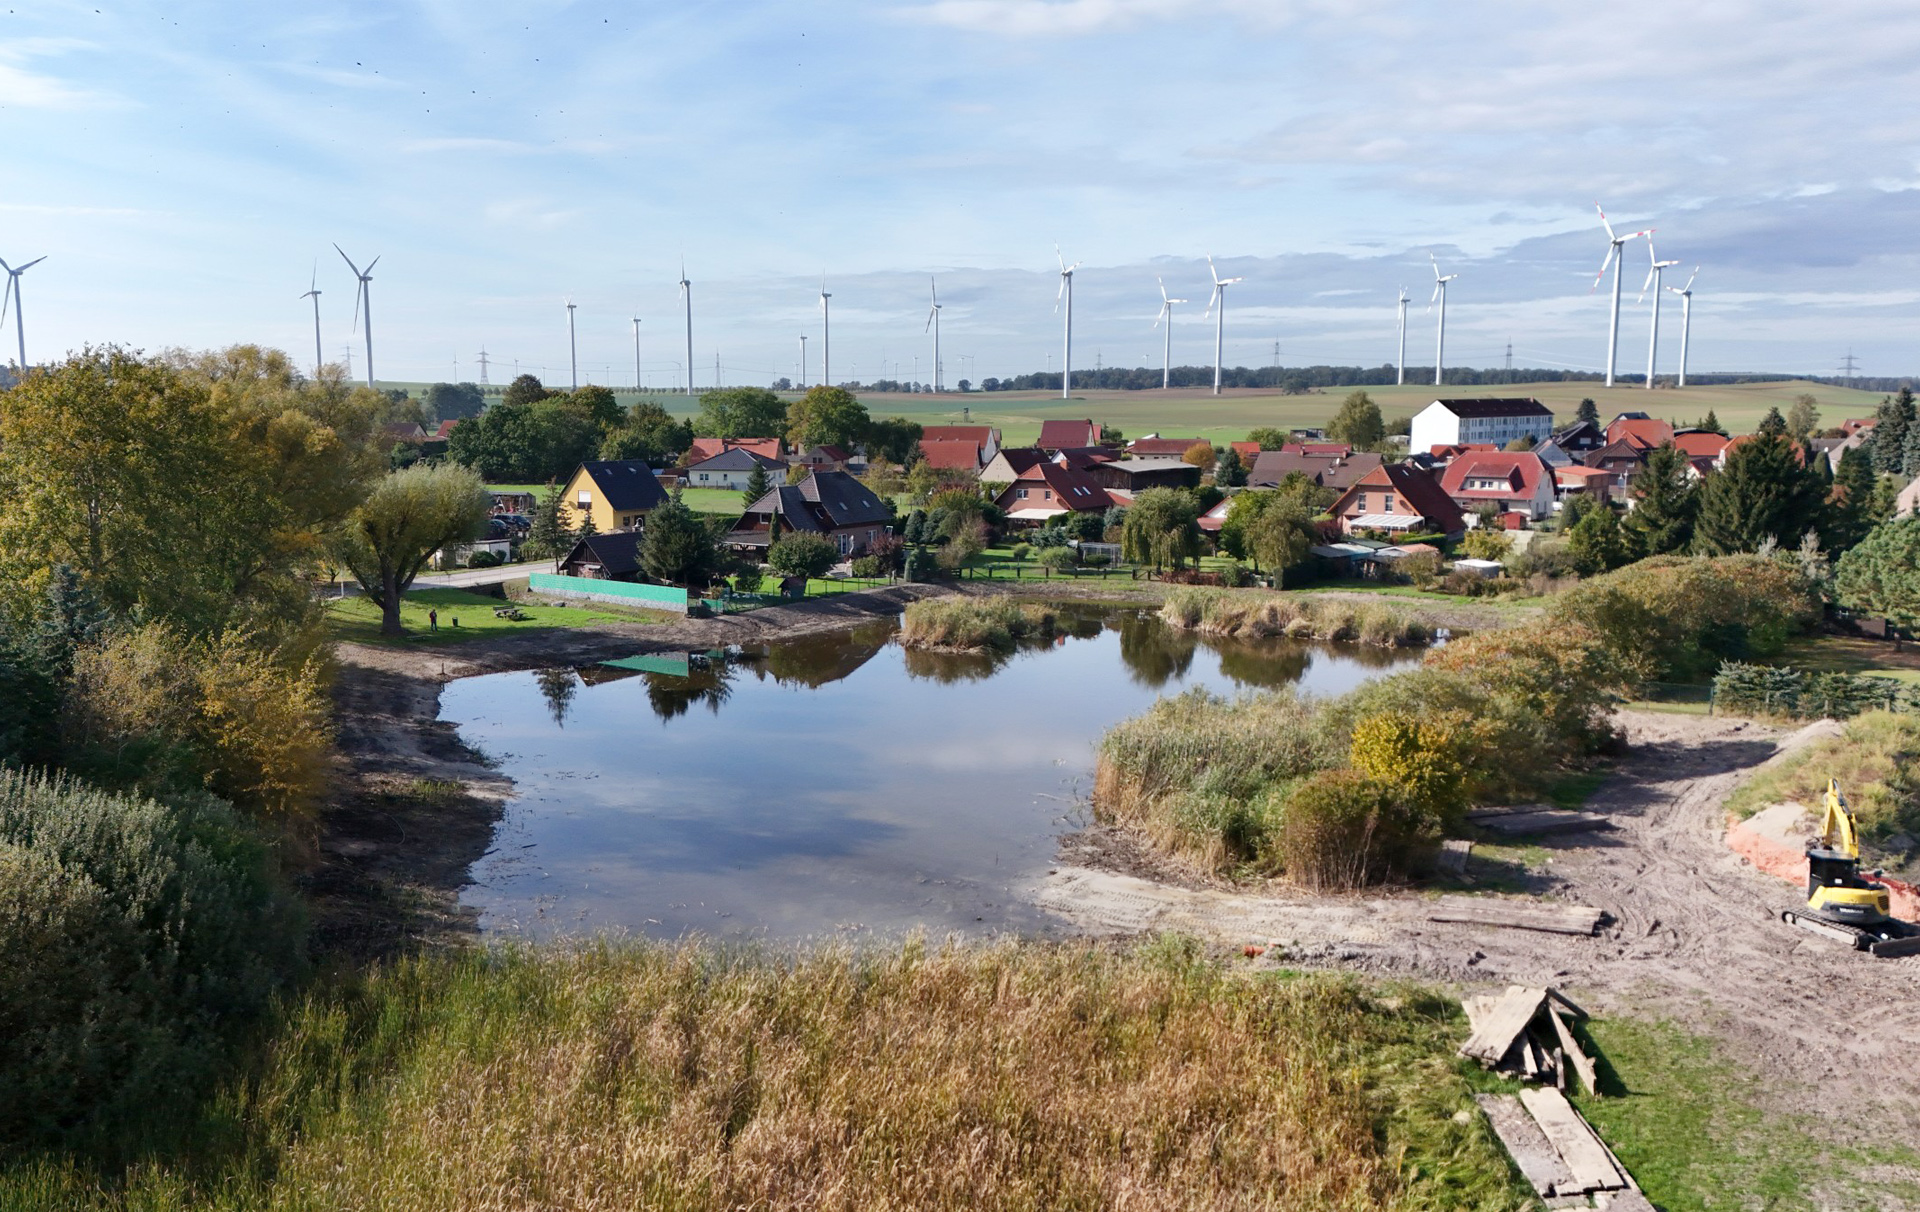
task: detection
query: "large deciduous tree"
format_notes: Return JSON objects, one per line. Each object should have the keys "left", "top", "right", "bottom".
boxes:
{"left": 694, "top": 387, "right": 788, "bottom": 439}
{"left": 423, "top": 381, "right": 486, "bottom": 423}
{"left": 785, "top": 385, "right": 870, "bottom": 451}
{"left": 865, "top": 416, "right": 925, "bottom": 466}
{"left": 599, "top": 400, "right": 693, "bottom": 464}
{"left": 1120, "top": 487, "right": 1201, "bottom": 572}
{"left": 1834, "top": 516, "right": 1920, "bottom": 628}
{"left": 1326, "top": 391, "right": 1385, "bottom": 449}
{"left": 335, "top": 464, "right": 491, "bottom": 636}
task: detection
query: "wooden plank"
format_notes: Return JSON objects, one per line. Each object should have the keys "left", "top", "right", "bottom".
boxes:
{"left": 1460, "top": 986, "right": 1547, "bottom": 1064}
{"left": 1462, "top": 993, "right": 1503, "bottom": 1037}
{"left": 1519, "top": 1087, "right": 1625, "bottom": 1193}
{"left": 1465, "top": 802, "right": 1554, "bottom": 820}
{"left": 1596, "top": 1192, "right": 1657, "bottom": 1211}
{"left": 1473, "top": 1093, "right": 1575, "bottom": 1197}
{"left": 1438, "top": 838, "right": 1473, "bottom": 874}
{"left": 1547, "top": 988, "right": 1589, "bottom": 1019}
{"left": 1475, "top": 810, "right": 1610, "bottom": 837}
{"left": 1548, "top": 1004, "right": 1600, "bottom": 1096}
{"left": 1429, "top": 896, "right": 1604, "bottom": 936}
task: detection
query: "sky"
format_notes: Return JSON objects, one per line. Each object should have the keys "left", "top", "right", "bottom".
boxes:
{"left": 5, "top": 0, "right": 1920, "bottom": 389}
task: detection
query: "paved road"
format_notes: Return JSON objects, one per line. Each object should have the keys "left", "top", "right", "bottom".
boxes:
{"left": 325, "top": 561, "right": 556, "bottom": 599}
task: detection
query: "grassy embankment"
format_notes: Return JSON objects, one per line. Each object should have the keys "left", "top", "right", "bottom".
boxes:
{"left": 1161, "top": 587, "right": 1432, "bottom": 646}
{"left": 898, "top": 596, "right": 1054, "bottom": 652}
{"left": 1726, "top": 709, "right": 1920, "bottom": 847}
{"left": 0, "top": 940, "right": 1531, "bottom": 1212}
{"left": 322, "top": 587, "right": 675, "bottom": 645}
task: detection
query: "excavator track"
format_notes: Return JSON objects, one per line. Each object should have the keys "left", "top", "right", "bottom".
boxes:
{"left": 1780, "top": 909, "right": 1920, "bottom": 958}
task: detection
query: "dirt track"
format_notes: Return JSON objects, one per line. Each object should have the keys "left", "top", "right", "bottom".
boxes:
{"left": 1040, "top": 710, "right": 1920, "bottom": 1133}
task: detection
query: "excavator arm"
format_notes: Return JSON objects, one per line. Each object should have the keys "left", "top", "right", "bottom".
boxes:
{"left": 1817, "top": 779, "right": 1861, "bottom": 860}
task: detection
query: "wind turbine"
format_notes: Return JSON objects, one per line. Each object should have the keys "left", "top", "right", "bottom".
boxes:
{"left": 679, "top": 262, "right": 694, "bottom": 395}
{"left": 1203, "top": 255, "right": 1244, "bottom": 397}
{"left": 566, "top": 299, "right": 578, "bottom": 391}
{"left": 1665, "top": 267, "right": 1698, "bottom": 389}
{"left": 1395, "top": 285, "right": 1410, "bottom": 385}
{"left": 1428, "top": 254, "right": 1458, "bottom": 387}
{"left": 631, "top": 315, "right": 642, "bottom": 391}
{"left": 0, "top": 254, "right": 47, "bottom": 370}
{"left": 798, "top": 334, "right": 808, "bottom": 389}
{"left": 1055, "top": 247, "right": 1082, "bottom": 399}
{"left": 299, "top": 267, "right": 323, "bottom": 375}
{"left": 925, "top": 277, "right": 942, "bottom": 393}
{"left": 334, "top": 245, "right": 378, "bottom": 388}
{"left": 819, "top": 278, "right": 832, "bottom": 388}
{"left": 1591, "top": 203, "right": 1653, "bottom": 388}
{"left": 1638, "top": 237, "right": 1682, "bottom": 390}
{"left": 1153, "top": 276, "right": 1188, "bottom": 390}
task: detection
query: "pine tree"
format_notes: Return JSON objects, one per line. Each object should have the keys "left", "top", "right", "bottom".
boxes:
{"left": 1576, "top": 397, "right": 1599, "bottom": 426}
{"left": 1699, "top": 408, "right": 1725, "bottom": 436}
{"left": 1693, "top": 412, "right": 1826, "bottom": 555}
{"left": 525, "top": 482, "right": 569, "bottom": 559}
{"left": 1624, "top": 444, "right": 1698, "bottom": 556}
{"left": 640, "top": 492, "right": 718, "bottom": 586}
{"left": 1871, "top": 388, "right": 1914, "bottom": 474}
{"left": 1904, "top": 415, "right": 1920, "bottom": 478}
{"left": 742, "top": 462, "right": 772, "bottom": 509}
{"left": 1831, "top": 446, "right": 1878, "bottom": 552}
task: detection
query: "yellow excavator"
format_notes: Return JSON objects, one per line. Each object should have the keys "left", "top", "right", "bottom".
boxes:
{"left": 1779, "top": 780, "right": 1920, "bottom": 958}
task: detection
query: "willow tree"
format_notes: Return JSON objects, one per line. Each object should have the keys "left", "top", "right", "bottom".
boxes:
{"left": 1120, "top": 488, "right": 1201, "bottom": 572}
{"left": 335, "top": 464, "right": 491, "bottom": 636}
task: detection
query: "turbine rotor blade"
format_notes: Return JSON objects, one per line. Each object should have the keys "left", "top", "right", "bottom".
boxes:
{"left": 1591, "top": 245, "right": 1616, "bottom": 291}
{"left": 334, "top": 243, "right": 362, "bottom": 276}
{"left": 15, "top": 256, "right": 47, "bottom": 273}
{"left": 1594, "top": 201, "right": 1617, "bottom": 242}
{"left": 364, "top": 255, "right": 380, "bottom": 275}
{"left": 0, "top": 278, "right": 12, "bottom": 331}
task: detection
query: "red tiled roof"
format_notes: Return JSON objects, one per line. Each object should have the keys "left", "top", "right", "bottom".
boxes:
{"left": 1437, "top": 451, "right": 1550, "bottom": 500}
{"left": 921, "top": 425, "right": 997, "bottom": 444}
{"left": 1128, "top": 437, "right": 1206, "bottom": 456}
{"left": 1038, "top": 419, "right": 1101, "bottom": 449}
{"left": 688, "top": 436, "right": 782, "bottom": 462}
{"left": 1555, "top": 465, "right": 1613, "bottom": 482}
{"left": 917, "top": 438, "right": 985, "bottom": 470}
{"left": 1842, "top": 418, "right": 1877, "bottom": 435}
{"left": 1721, "top": 433, "right": 1808, "bottom": 465}
{"left": 1229, "top": 441, "right": 1262, "bottom": 459}
{"left": 994, "top": 461, "right": 1114, "bottom": 513}
{"left": 1329, "top": 464, "right": 1465, "bottom": 533}
{"left": 1607, "top": 416, "right": 1675, "bottom": 449}
{"left": 1672, "top": 431, "right": 1730, "bottom": 458}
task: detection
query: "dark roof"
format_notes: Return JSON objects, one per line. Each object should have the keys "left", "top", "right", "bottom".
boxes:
{"left": 578, "top": 460, "right": 672, "bottom": 512}
{"left": 1582, "top": 440, "right": 1646, "bottom": 467}
{"left": 1551, "top": 419, "right": 1606, "bottom": 449}
{"left": 1053, "top": 446, "right": 1119, "bottom": 470}
{"left": 991, "top": 447, "right": 1052, "bottom": 475}
{"left": 1248, "top": 449, "right": 1382, "bottom": 489}
{"left": 738, "top": 470, "right": 890, "bottom": 531}
{"left": 1332, "top": 463, "right": 1466, "bottom": 533}
{"left": 686, "top": 446, "right": 787, "bottom": 472}
{"left": 1429, "top": 398, "right": 1552, "bottom": 418}
{"left": 559, "top": 530, "right": 644, "bottom": 578}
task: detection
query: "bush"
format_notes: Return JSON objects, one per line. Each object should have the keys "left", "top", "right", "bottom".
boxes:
{"left": 1159, "top": 589, "right": 1430, "bottom": 647}
{"left": 768, "top": 532, "right": 839, "bottom": 580}
{"left": 1038, "top": 547, "right": 1078, "bottom": 573}
{"left": 1459, "top": 528, "right": 1512, "bottom": 561}
{"left": 849, "top": 555, "right": 886, "bottom": 578}
{"left": 1399, "top": 550, "right": 1442, "bottom": 587}
{"left": 904, "top": 547, "right": 940, "bottom": 582}
{"left": 1280, "top": 770, "right": 1430, "bottom": 890}
{"left": 0, "top": 772, "right": 302, "bottom": 1150}
{"left": 732, "top": 566, "right": 765, "bottom": 594}
{"left": 465, "top": 549, "right": 502, "bottom": 569}
{"left": 1348, "top": 710, "right": 1470, "bottom": 825}
{"left": 1029, "top": 527, "right": 1069, "bottom": 550}
{"left": 1009, "top": 542, "right": 1032, "bottom": 562}
{"left": 866, "top": 533, "right": 906, "bottom": 574}
{"left": 899, "top": 597, "right": 1053, "bottom": 652}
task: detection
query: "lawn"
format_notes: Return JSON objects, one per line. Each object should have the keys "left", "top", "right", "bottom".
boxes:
{"left": 1774, "top": 633, "right": 1920, "bottom": 686}
{"left": 677, "top": 486, "right": 748, "bottom": 516}
{"left": 323, "top": 587, "right": 673, "bottom": 645}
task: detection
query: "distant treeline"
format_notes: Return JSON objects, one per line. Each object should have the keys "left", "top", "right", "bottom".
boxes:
{"left": 974, "top": 365, "right": 1615, "bottom": 393}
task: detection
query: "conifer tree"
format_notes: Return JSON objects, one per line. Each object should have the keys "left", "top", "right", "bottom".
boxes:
{"left": 1576, "top": 397, "right": 1599, "bottom": 426}
{"left": 1692, "top": 409, "right": 1825, "bottom": 555}
{"left": 1624, "top": 443, "right": 1698, "bottom": 556}
{"left": 742, "top": 462, "right": 772, "bottom": 510}
{"left": 525, "top": 482, "right": 570, "bottom": 559}
{"left": 1871, "top": 387, "right": 1914, "bottom": 474}
{"left": 1699, "top": 408, "right": 1725, "bottom": 436}
{"left": 1830, "top": 445, "right": 1880, "bottom": 552}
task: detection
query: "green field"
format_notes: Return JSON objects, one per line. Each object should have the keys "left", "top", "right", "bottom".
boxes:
{"left": 322, "top": 587, "right": 672, "bottom": 644}
{"left": 397, "top": 379, "right": 1890, "bottom": 448}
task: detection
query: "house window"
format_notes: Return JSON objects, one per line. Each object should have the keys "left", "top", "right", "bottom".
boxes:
{"left": 837, "top": 532, "right": 852, "bottom": 555}
{"left": 1355, "top": 493, "right": 1366, "bottom": 511}
{"left": 1016, "top": 488, "right": 1028, "bottom": 499}
{"left": 1043, "top": 490, "right": 1053, "bottom": 500}
{"left": 698, "top": 473, "right": 709, "bottom": 482}
{"left": 1383, "top": 495, "right": 1396, "bottom": 512}
{"left": 576, "top": 490, "right": 592, "bottom": 507}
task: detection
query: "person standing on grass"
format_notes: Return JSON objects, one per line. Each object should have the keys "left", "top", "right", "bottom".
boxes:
{"left": 429, "top": 608, "right": 438, "bottom": 632}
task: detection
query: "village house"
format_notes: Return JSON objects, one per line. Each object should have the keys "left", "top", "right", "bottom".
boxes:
{"left": 991, "top": 462, "right": 1115, "bottom": 525}
{"left": 1326, "top": 464, "right": 1466, "bottom": 538}
{"left": 1553, "top": 464, "right": 1615, "bottom": 502}
{"left": 1125, "top": 435, "right": 1206, "bottom": 458}
{"left": 1606, "top": 412, "right": 1676, "bottom": 449}
{"left": 1407, "top": 398, "right": 1554, "bottom": 454}
{"left": 1898, "top": 477, "right": 1920, "bottom": 518}
{"left": 727, "top": 470, "right": 893, "bottom": 559}
{"left": 1247, "top": 449, "right": 1382, "bottom": 491}
{"left": 1437, "top": 450, "right": 1555, "bottom": 521}
{"left": 686, "top": 436, "right": 783, "bottom": 463}
{"left": 556, "top": 530, "right": 645, "bottom": 581}
{"left": 1581, "top": 440, "right": 1647, "bottom": 501}
{"left": 979, "top": 446, "right": 1053, "bottom": 484}
{"left": 684, "top": 446, "right": 789, "bottom": 491}
{"left": 1673, "top": 430, "right": 1731, "bottom": 475}
{"left": 919, "top": 425, "right": 1001, "bottom": 468}
{"left": 1084, "top": 456, "right": 1200, "bottom": 493}
{"left": 1037, "top": 419, "right": 1102, "bottom": 451}
{"left": 559, "top": 459, "right": 672, "bottom": 533}
{"left": 790, "top": 444, "right": 864, "bottom": 475}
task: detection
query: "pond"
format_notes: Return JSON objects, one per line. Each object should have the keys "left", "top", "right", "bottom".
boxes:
{"left": 441, "top": 606, "right": 1422, "bottom": 942}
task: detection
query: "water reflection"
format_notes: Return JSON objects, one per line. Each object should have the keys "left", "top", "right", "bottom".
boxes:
{"left": 443, "top": 605, "right": 1424, "bottom": 942}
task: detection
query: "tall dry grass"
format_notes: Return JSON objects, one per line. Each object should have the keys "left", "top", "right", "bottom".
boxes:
{"left": 1160, "top": 588, "right": 1431, "bottom": 648}
{"left": 0, "top": 940, "right": 1521, "bottom": 1212}
{"left": 899, "top": 596, "right": 1054, "bottom": 652}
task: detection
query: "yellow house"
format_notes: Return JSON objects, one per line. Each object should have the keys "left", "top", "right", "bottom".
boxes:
{"left": 558, "top": 460, "right": 671, "bottom": 533}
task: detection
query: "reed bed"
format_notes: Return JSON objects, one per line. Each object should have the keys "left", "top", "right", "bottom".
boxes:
{"left": 899, "top": 596, "right": 1054, "bottom": 653}
{"left": 1, "top": 940, "right": 1519, "bottom": 1212}
{"left": 1160, "top": 588, "right": 1432, "bottom": 648}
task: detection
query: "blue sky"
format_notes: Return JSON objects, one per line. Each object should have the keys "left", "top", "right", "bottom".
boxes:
{"left": 5, "top": 0, "right": 1920, "bottom": 387}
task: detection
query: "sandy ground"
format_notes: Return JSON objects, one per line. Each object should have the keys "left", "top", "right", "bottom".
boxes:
{"left": 1041, "top": 710, "right": 1920, "bottom": 1136}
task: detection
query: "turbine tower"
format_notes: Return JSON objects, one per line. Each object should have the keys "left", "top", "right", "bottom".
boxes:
{"left": 799, "top": 334, "right": 808, "bottom": 389}
{"left": 334, "top": 245, "right": 379, "bottom": 388}
{"left": 566, "top": 299, "right": 578, "bottom": 391}
{"left": 1428, "top": 254, "right": 1458, "bottom": 387}
{"left": 1153, "top": 276, "right": 1188, "bottom": 390}
{"left": 299, "top": 268, "right": 323, "bottom": 375}
{"left": 679, "top": 263, "right": 694, "bottom": 395}
{"left": 1591, "top": 203, "right": 1653, "bottom": 388}
{"left": 925, "top": 277, "right": 943, "bottom": 393}
{"left": 631, "top": 316, "right": 642, "bottom": 391}
{"left": 819, "top": 278, "right": 832, "bottom": 388}
{"left": 1639, "top": 237, "right": 1681, "bottom": 390}
{"left": 0, "top": 255, "right": 46, "bottom": 370}
{"left": 1203, "top": 255, "right": 1244, "bottom": 397}
{"left": 1055, "top": 247, "right": 1082, "bottom": 398}
{"left": 1395, "top": 285, "right": 1410, "bottom": 385}
{"left": 1666, "top": 268, "right": 1698, "bottom": 389}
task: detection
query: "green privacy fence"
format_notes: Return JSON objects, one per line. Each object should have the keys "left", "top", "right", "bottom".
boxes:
{"left": 527, "top": 573, "right": 689, "bottom": 613}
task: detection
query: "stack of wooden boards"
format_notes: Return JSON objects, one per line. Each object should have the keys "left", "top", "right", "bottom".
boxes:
{"left": 1464, "top": 986, "right": 1650, "bottom": 1209}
